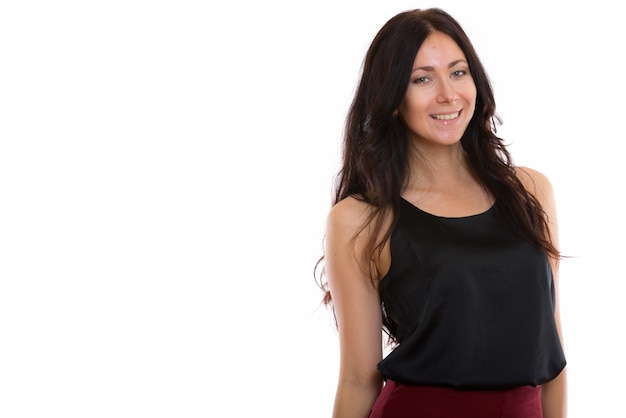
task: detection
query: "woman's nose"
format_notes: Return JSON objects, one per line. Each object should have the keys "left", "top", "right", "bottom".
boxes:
{"left": 436, "top": 79, "right": 457, "bottom": 103}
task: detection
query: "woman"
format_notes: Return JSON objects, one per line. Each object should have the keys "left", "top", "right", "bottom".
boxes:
{"left": 316, "top": 8, "right": 567, "bottom": 418}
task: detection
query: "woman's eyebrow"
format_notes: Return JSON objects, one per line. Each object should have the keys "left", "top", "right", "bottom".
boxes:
{"left": 411, "top": 59, "right": 468, "bottom": 72}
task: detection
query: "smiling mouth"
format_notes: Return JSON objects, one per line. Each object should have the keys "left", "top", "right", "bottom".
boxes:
{"left": 431, "top": 111, "right": 460, "bottom": 121}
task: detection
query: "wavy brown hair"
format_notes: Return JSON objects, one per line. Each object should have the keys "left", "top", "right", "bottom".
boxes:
{"left": 315, "top": 8, "right": 560, "bottom": 338}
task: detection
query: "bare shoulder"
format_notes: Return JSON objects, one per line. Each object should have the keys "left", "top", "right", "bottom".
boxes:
{"left": 515, "top": 166, "right": 560, "bottom": 235}
{"left": 327, "top": 196, "right": 373, "bottom": 232}
{"left": 329, "top": 195, "right": 371, "bottom": 218}
{"left": 515, "top": 166, "right": 555, "bottom": 202}
{"left": 324, "top": 197, "right": 378, "bottom": 294}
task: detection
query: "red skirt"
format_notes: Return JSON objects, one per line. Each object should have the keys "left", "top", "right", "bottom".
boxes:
{"left": 369, "top": 380, "right": 542, "bottom": 418}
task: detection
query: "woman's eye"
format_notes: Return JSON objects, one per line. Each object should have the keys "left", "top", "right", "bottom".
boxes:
{"left": 452, "top": 70, "right": 467, "bottom": 77}
{"left": 412, "top": 76, "right": 428, "bottom": 84}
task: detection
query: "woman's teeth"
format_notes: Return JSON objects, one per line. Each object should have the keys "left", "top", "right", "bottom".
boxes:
{"left": 432, "top": 111, "right": 460, "bottom": 121}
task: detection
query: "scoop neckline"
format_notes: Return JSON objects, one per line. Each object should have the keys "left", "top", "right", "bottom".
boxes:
{"left": 399, "top": 196, "right": 496, "bottom": 220}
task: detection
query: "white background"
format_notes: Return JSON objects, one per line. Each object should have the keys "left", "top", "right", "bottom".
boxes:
{"left": 1, "top": 1, "right": 624, "bottom": 417}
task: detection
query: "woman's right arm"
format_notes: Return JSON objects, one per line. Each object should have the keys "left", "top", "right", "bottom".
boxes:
{"left": 325, "top": 197, "right": 385, "bottom": 418}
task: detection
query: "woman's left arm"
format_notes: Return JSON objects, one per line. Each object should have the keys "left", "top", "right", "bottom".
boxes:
{"left": 518, "top": 166, "right": 568, "bottom": 418}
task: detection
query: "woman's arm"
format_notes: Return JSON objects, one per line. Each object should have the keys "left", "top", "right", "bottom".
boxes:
{"left": 324, "top": 197, "right": 386, "bottom": 418}
{"left": 518, "top": 167, "right": 568, "bottom": 418}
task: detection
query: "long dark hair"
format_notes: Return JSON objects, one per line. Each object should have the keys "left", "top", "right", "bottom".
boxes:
{"left": 315, "top": 8, "right": 559, "bottom": 326}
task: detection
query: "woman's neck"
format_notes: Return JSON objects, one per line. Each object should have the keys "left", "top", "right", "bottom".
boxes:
{"left": 406, "top": 143, "right": 473, "bottom": 191}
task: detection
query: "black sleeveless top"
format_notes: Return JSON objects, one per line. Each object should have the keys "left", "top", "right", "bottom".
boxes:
{"left": 377, "top": 198, "right": 566, "bottom": 389}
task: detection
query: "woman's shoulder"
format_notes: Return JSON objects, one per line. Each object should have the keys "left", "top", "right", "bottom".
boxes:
{"left": 515, "top": 166, "right": 554, "bottom": 195}
{"left": 326, "top": 196, "right": 393, "bottom": 279}
{"left": 326, "top": 195, "right": 395, "bottom": 245}
{"left": 326, "top": 196, "right": 374, "bottom": 233}
{"left": 515, "top": 166, "right": 556, "bottom": 206}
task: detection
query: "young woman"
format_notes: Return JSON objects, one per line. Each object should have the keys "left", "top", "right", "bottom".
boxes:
{"left": 316, "top": 8, "right": 567, "bottom": 418}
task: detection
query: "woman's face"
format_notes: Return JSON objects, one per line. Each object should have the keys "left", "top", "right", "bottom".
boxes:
{"left": 398, "top": 31, "right": 477, "bottom": 150}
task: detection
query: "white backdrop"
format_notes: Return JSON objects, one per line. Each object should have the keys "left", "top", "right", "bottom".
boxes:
{"left": 1, "top": 1, "right": 624, "bottom": 417}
